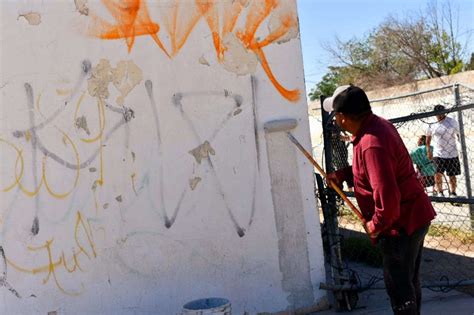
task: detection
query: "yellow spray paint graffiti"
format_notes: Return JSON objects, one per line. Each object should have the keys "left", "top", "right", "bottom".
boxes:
{"left": 5, "top": 129, "right": 81, "bottom": 199}
{"left": 6, "top": 212, "right": 97, "bottom": 296}
{"left": 1, "top": 59, "right": 140, "bottom": 296}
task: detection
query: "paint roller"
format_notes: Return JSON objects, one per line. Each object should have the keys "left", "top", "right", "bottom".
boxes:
{"left": 263, "top": 118, "right": 370, "bottom": 235}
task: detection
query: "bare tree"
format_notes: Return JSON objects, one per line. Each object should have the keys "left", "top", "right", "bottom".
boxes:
{"left": 321, "top": 0, "right": 469, "bottom": 90}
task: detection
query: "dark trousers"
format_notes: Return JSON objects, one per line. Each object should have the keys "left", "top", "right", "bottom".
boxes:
{"left": 380, "top": 224, "right": 429, "bottom": 315}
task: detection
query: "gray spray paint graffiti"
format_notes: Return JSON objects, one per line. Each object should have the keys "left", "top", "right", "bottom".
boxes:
{"left": 24, "top": 82, "right": 41, "bottom": 235}
{"left": 251, "top": 75, "right": 261, "bottom": 171}
{"left": 14, "top": 84, "right": 134, "bottom": 170}
{"left": 8, "top": 60, "right": 134, "bottom": 238}
{"left": 0, "top": 246, "right": 21, "bottom": 298}
{"left": 13, "top": 60, "right": 91, "bottom": 138}
{"left": 3, "top": 69, "right": 259, "bottom": 293}
{"left": 145, "top": 80, "right": 187, "bottom": 229}
{"left": 171, "top": 88, "right": 258, "bottom": 237}
{"left": 143, "top": 80, "right": 258, "bottom": 235}
{"left": 0, "top": 83, "right": 264, "bottom": 300}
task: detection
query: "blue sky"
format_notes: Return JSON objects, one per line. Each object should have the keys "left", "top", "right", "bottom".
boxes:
{"left": 297, "top": 0, "right": 474, "bottom": 95}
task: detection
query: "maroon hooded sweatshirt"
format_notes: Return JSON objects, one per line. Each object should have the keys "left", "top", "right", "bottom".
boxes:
{"left": 336, "top": 114, "right": 436, "bottom": 235}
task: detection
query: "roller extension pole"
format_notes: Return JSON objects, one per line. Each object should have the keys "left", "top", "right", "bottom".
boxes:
{"left": 286, "top": 132, "right": 369, "bottom": 234}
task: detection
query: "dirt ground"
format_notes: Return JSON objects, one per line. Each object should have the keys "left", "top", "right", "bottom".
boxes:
{"left": 340, "top": 227, "right": 473, "bottom": 296}
{"left": 320, "top": 211, "right": 474, "bottom": 296}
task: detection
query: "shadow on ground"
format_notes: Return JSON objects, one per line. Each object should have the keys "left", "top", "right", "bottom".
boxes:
{"left": 338, "top": 228, "right": 474, "bottom": 296}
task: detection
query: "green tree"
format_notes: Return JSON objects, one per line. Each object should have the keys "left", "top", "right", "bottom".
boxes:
{"left": 308, "top": 67, "right": 342, "bottom": 101}
{"left": 322, "top": 0, "right": 468, "bottom": 90}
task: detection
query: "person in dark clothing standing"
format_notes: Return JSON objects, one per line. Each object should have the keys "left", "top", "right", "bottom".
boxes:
{"left": 324, "top": 85, "right": 436, "bottom": 315}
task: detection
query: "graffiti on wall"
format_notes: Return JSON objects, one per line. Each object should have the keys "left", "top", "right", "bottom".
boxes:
{"left": 1, "top": 0, "right": 294, "bottom": 300}
{"left": 86, "top": 0, "right": 300, "bottom": 102}
{"left": 1, "top": 61, "right": 258, "bottom": 295}
{"left": 1, "top": 59, "right": 138, "bottom": 295}
{"left": 6, "top": 212, "right": 97, "bottom": 296}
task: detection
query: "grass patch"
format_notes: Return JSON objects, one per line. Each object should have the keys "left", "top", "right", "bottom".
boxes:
{"left": 428, "top": 224, "right": 474, "bottom": 244}
{"left": 341, "top": 236, "right": 383, "bottom": 267}
{"left": 338, "top": 205, "right": 360, "bottom": 221}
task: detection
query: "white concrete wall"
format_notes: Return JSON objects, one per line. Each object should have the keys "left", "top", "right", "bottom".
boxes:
{"left": 0, "top": 1, "right": 327, "bottom": 314}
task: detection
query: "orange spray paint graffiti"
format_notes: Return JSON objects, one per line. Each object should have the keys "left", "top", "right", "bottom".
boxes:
{"left": 90, "top": 0, "right": 169, "bottom": 56}
{"left": 87, "top": 0, "right": 300, "bottom": 102}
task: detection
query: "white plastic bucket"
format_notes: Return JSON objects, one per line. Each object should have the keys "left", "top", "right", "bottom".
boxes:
{"left": 181, "top": 297, "right": 231, "bottom": 315}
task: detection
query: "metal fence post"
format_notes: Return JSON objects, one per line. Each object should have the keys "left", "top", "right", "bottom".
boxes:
{"left": 319, "top": 96, "right": 355, "bottom": 310}
{"left": 454, "top": 84, "right": 474, "bottom": 229}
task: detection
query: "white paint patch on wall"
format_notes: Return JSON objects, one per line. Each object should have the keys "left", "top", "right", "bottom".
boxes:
{"left": 0, "top": 1, "right": 326, "bottom": 314}
{"left": 265, "top": 130, "right": 314, "bottom": 307}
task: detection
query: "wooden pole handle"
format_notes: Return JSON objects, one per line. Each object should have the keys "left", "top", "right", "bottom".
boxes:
{"left": 286, "top": 133, "right": 369, "bottom": 235}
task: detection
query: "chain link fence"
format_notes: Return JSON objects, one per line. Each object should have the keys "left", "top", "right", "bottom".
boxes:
{"left": 315, "top": 83, "right": 474, "bottom": 310}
